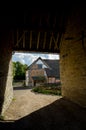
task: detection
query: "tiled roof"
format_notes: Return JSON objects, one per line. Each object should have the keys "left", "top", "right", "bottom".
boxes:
{"left": 44, "top": 59, "right": 60, "bottom": 78}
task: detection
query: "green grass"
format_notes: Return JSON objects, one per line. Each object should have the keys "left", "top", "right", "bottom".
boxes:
{"left": 0, "top": 115, "right": 5, "bottom": 120}
{"left": 12, "top": 98, "right": 16, "bottom": 101}
{"left": 32, "top": 86, "right": 61, "bottom": 96}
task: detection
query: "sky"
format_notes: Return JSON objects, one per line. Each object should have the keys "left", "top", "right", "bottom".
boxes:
{"left": 12, "top": 52, "right": 60, "bottom": 66}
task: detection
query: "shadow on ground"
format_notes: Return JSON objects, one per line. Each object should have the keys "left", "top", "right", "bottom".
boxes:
{"left": 0, "top": 98, "right": 86, "bottom": 130}
{"left": 13, "top": 86, "right": 33, "bottom": 90}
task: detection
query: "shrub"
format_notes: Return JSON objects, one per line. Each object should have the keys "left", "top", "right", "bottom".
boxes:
{"left": 32, "top": 86, "right": 61, "bottom": 96}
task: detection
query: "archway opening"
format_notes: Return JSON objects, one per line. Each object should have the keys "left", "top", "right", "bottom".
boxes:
{"left": 4, "top": 51, "right": 62, "bottom": 120}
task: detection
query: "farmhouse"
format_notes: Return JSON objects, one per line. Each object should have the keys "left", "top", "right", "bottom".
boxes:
{"left": 26, "top": 57, "right": 60, "bottom": 86}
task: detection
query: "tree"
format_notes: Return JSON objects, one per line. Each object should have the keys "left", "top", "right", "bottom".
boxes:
{"left": 12, "top": 61, "right": 28, "bottom": 80}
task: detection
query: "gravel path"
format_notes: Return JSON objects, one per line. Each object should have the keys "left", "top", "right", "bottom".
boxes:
{"left": 1, "top": 85, "right": 86, "bottom": 130}
{"left": 4, "top": 86, "right": 61, "bottom": 120}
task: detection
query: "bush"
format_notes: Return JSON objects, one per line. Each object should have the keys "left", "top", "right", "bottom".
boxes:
{"left": 0, "top": 115, "right": 5, "bottom": 120}
{"left": 32, "top": 86, "right": 61, "bottom": 96}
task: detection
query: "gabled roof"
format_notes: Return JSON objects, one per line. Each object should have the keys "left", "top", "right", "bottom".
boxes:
{"left": 27, "top": 57, "right": 60, "bottom": 78}
{"left": 27, "top": 57, "right": 50, "bottom": 69}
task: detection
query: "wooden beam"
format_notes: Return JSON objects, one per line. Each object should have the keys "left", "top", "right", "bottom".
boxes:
{"left": 23, "top": 31, "right": 27, "bottom": 48}
{"left": 30, "top": 31, "right": 33, "bottom": 49}
{"left": 37, "top": 32, "right": 40, "bottom": 49}
{"left": 16, "top": 30, "right": 26, "bottom": 48}
{"left": 49, "top": 32, "right": 53, "bottom": 49}
{"left": 49, "top": 32, "right": 59, "bottom": 50}
{"left": 43, "top": 32, "right": 47, "bottom": 49}
{"left": 54, "top": 34, "right": 59, "bottom": 50}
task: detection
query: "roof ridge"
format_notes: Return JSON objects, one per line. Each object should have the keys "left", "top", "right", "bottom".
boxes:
{"left": 43, "top": 59, "right": 59, "bottom": 61}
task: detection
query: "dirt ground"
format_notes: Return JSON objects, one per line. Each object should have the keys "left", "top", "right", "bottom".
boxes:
{"left": 0, "top": 84, "right": 86, "bottom": 130}
{"left": 4, "top": 85, "right": 61, "bottom": 120}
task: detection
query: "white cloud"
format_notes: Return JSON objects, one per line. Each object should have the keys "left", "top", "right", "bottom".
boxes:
{"left": 12, "top": 52, "right": 60, "bottom": 66}
{"left": 48, "top": 54, "right": 60, "bottom": 59}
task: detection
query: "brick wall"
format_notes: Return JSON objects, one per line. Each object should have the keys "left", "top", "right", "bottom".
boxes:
{"left": 30, "top": 69, "right": 44, "bottom": 82}
{"left": 27, "top": 64, "right": 45, "bottom": 83}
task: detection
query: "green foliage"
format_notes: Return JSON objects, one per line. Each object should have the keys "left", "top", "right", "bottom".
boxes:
{"left": 12, "top": 98, "right": 16, "bottom": 101}
{"left": 32, "top": 86, "right": 61, "bottom": 96}
{"left": 0, "top": 115, "right": 5, "bottom": 120}
{"left": 12, "top": 61, "right": 28, "bottom": 80}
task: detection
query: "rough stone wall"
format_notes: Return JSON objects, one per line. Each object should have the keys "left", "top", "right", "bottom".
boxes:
{"left": 1, "top": 60, "right": 13, "bottom": 115}
{"left": 60, "top": 5, "right": 86, "bottom": 107}
{"left": 0, "top": 31, "right": 13, "bottom": 115}
{"left": 30, "top": 69, "right": 44, "bottom": 82}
